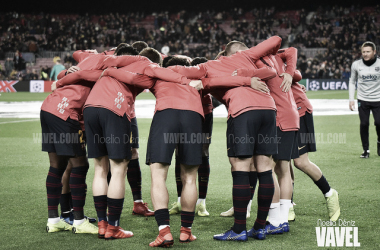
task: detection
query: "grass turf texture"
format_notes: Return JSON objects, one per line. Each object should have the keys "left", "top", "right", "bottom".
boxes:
{"left": 1, "top": 114, "right": 380, "bottom": 249}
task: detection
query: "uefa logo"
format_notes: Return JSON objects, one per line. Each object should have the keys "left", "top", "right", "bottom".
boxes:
{"left": 309, "top": 80, "right": 320, "bottom": 91}
{"left": 32, "top": 82, "right": 42, "bottom": 92}
{"left": 30, "top": 80, "right": 44, "bottom": 93}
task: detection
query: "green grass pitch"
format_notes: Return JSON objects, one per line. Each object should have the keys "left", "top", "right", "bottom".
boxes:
{"left": 0, "top": 92, "right": 379, "bottom": 249}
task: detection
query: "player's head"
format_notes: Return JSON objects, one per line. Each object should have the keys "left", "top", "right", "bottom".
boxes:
{"left": 162, "top": 56, "right": 174, "bottom": 68}
{"left": 361, "top": 41, "right": 377, "bottom": 61}
{"left": 139, "top": 47, "right": 163, "bottom": 66}
{"left": 114, "top": 43, "right": 138, "bottom": 56}
{"left": 191, "top": 57, "right": 208, "bottom": 66}
{"left": 132, "top": 41, "right": 149, "bottom": 53}
{"left": 164, "top": 57, "right": 190, "bottom": 67}
{"left": 225, "top": 41, "right": 248, "bottom": 56}
{"left": 175, "top": 55, "right": 192, "bottom": 64}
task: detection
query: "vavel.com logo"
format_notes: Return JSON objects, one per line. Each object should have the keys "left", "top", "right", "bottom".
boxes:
{"left": 316, "top": 219, "right": 360, "bottom": 247}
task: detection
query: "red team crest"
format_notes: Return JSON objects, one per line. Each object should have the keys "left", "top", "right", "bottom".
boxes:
{"left": 0, "top": 81, "right": 18, "bottom": 92}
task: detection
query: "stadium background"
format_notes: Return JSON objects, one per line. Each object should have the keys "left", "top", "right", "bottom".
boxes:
{"left": 1, "top": 1, "right": 380, "bottom": 249}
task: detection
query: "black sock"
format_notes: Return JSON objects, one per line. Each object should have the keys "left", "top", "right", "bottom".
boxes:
{"left": 254, "top": 170, "right": 274, "bottom": 230}
{"left": 155, "top": 208, "right": 170, "bottom": 227}
{"left": 127, "top": 159, "right": 142, "bottom": 201}
{"left": 314, "top": 175, "right": 331, "bottom": 195}
{"left": 60, "top": 192, "right": 71, "bottom": 217}
{"left": 249, "top": 171, "right": 257, "bottom": 200}
{"left": 69, "top": 165, "right": 89, "bottom": 220}
{"left": 108, "top": 197, "right": 124, "bottom": 226}
{"left": 231, "top": 171, "right": 250, "bottom": 234}
{"left": 181, "top": 211, "right": 195, "bottom": 228}
{"left": 198, "top": 156, "right": 210, "bottom": 199}
{"left": 46, "top": 166, "right": 65, "bottom": 218}
{"left": 175, "top": 157, "right": 182, "bottom": 198}
{"left": 94, "top": 195, "right": 107, "bottom": 221}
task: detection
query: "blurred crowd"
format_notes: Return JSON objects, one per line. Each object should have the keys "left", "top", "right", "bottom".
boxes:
{"left": 0, "top": 5, "right": 379, "bottom": 80}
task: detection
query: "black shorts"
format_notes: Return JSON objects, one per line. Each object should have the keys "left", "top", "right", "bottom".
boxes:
{"left": 83, "top": 107, "right": 132, "bottom": 160}
{"left": 273, "top": 127, "right": 299, "bottom": 161}
{"left": 202, "top": 112, "right": 213, "bottom": 144}
{"left": 146, "top": 109, "right": 203, "bottom": 166}
{"left": 227, "top": 110, "right": 277, "bottom": 158}
{"left": 297, "top": 112, "right": 317, "bottom": 156}
{"left": 130, "top": 117, "right": 139, "bottom": 148}
{"left": 40, "top": 110, "right": 86, "bottom": 157}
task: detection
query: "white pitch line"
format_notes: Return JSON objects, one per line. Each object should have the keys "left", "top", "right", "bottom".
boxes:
{"left": 0, "top": 119, "right": 39, "bottom": 125}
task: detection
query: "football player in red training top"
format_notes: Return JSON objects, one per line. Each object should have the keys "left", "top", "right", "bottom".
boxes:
{"left": 169, "top": 57, "right": 213, "bottom": 217}
{"left": 230, "top": 45, "right": 299, "bottom": 234}
{"left": 55, "top": 46, "right": 203, "bottom": 240}
{"left": 41, "top": 47, "right": 118, "bottom": 235}
{"left": 290, "top": 71, "right": 340, "bottom": 222}
{"left": 103, "top": 53, "right": 268, "bottom": 246}
{"left": 168, "top": 36, "right": 282, "bottom": 241}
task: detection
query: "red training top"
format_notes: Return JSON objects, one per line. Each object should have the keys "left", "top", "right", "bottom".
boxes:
{"left": 291, "top": 70, "right": 313, "bottom": 117}
{"left": 41, "top": 51, "right": 103, "bottom": 127}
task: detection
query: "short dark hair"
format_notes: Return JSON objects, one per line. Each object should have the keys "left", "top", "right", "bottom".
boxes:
{"left": 132, "top": 41, "right": 149, "bottom": 53}
{"left": 165, "top": 57, "right": 190, "bottom": 67}
{"left": 139, "top": 48, "right": 163, "bottom": 66}
{"left": 225, "top": 40, "right": 248, "bottom": 56}
{"left": 162, "top": 56, "right": 174, "bottom": 68}
{"left": 114, "top": 43, "right": 138, "bottom": 56}
{"left": 361, "top": 41, "right": 376, "bottom": 51}
{"left": 191, "top": 57, "right": 208, "bottom": 66}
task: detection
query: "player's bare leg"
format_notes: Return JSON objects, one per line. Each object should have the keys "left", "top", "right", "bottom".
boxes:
{"left": 267, "top": 160, "right": 281, "bottom": 228}
{"left": 274, "top": 160, "right": 293, "bottom": 232}
{"left": 103, "top": 158, "right": 133, "bottom": 239}
{"left": 129, "top": 148, "right": 154, "bottom": 216}
{"left": 149, "top": 163, "right": 173, "bottom": 247}
{"left": 288, "top": 162, "right": 296, "bottom": 221}
{"left": 293, "top": 153, "right": 340, "bottom": 221}
{"left": 179, "top": 164, "right": 198, "bottom": 242}
{"left": 92, "top": 156, "right": 110, "bottom": 238}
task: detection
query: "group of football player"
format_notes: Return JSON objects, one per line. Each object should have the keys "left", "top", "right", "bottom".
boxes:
{"left": 41, "top": 36, "right": 340, "bottom": 247}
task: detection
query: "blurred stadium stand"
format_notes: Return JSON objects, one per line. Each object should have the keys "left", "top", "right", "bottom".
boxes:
{"left": 0, "top": 5, "right": 379, "bottom": 81}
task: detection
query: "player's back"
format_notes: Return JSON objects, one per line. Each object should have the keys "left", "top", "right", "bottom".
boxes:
{"left": 151, "top": 79, "right": 203, "bottom": 117}
{"left": 204, "top": 52, "right": 257, "bottom": 77}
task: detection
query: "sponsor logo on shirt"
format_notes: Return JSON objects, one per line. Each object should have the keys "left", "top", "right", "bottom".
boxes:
{"left": 375, "top": 67, "right": 380, "bottom": 72}
{"left": 362, "top": 74, "right": 378, "bottom": 80}
{"left": 57, "top": 97, "right": 69, "bottom": 114}
{"left": 115, "top": 92, "right": 125, "bottom": 109}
